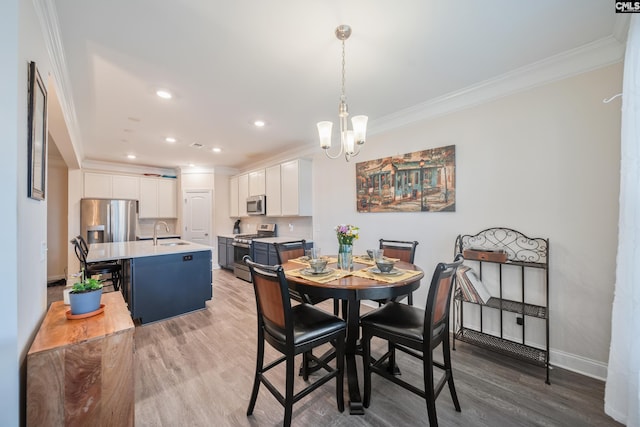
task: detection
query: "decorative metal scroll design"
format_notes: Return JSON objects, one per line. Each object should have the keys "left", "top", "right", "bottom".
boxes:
{"left": 457, "top": 227, "right": 548, "bottom": 264}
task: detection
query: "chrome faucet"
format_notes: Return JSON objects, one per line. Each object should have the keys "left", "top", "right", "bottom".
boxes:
{"left": 153, "top": 221, "right": 169, "bottom": 246}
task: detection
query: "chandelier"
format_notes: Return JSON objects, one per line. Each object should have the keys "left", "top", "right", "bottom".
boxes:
{"left": 317, "top": 25, "right": 368, "bottom": 161}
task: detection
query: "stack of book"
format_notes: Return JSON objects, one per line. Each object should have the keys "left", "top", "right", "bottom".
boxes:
{"left": 456, "top": 265, "right": 492, "bottom": 304}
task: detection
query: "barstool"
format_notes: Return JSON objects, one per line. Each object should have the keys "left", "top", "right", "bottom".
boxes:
{"left": 71, "top": 238, "right": 122, "bottom": 291}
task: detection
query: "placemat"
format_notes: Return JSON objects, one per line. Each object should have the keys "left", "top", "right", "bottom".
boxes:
{"left": 351, "top": 267, "right": 422, "bottom": 284}
{"left": 289, "top": 256, "right": 339, "bottom": 266}
{"left": 286, "top": 267, "right": 351, "bottom": 284}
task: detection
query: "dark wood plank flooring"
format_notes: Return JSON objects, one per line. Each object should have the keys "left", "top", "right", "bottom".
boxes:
{"left": 51, "top": 269, "right": 620, "bottom": 426}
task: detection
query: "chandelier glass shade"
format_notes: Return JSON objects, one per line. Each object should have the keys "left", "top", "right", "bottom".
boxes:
{"left": 317, "top": 25, "right": 368, "bottom": 161}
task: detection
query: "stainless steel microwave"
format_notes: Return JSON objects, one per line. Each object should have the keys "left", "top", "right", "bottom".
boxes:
{"left": 247, "top": 195, "right": 266, "bottom": 215}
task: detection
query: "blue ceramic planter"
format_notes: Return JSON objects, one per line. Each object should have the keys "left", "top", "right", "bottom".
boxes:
{"left": 69, "top": 288, "right": 103, "bottom": 315}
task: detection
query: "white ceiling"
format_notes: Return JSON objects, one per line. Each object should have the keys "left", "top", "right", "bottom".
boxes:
{"left": 50, "top": 1, "right": 619, "bottom": 170}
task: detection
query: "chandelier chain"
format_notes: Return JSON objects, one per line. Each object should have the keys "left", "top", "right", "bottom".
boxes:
{"left": 341, "top": 39, "right": 346, "bottom": 102}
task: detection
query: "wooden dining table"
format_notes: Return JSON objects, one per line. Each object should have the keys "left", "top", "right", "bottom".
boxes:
{"left": 282, "top": 257, "right": 424, "bottom": 415}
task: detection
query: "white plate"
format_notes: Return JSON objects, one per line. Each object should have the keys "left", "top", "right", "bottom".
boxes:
{"left": 369, "top": 267, "right": 403, "bottom": 276}
{"left": 301, "top": 267, "right": 334, "bottom": 276}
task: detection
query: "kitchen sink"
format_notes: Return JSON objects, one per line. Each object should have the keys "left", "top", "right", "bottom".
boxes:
{"left": 160, "top": 242, "right": 190, "bottom": 246}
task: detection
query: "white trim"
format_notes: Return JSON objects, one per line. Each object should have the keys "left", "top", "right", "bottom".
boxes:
{"left": 369, "top": 36, "right": 625, "bottom": 136}
{"left": 550, "top": 348, "right": 608, "bottom": 381}
{"left": 82, "top": 159, "right": 176, "bottom": 176}
{"left": 34, "top": 0, "right": 83, "bottom": 159}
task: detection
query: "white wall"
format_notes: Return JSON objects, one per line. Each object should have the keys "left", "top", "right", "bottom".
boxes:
{"left": 0, "top": 0, "right": 20, "bottom": 425}
{"left": 310, "top": 63, "right": 622, "bottom": 379}
{"left": 47, "top": 145, "right": 68, "bottom": 281}
{"left": 0, "top": 0, "right": 55, "bottom": 425}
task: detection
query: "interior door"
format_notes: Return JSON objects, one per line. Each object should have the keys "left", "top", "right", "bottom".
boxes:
{"left": 183, "top": 190, "right": 212, "bottom": 245}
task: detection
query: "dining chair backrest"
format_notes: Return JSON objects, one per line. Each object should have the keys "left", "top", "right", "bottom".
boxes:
{"left": 379, "top": 239, "right": 418, "bottom": 263}
{"left": 275, "top": 240, "right": 307, "bottom": 264}
{"left": 244, "top": 256, "right": 292, "bottom": 340}
{"left": 76, "top": 235, "right": 89, "bottom": 256}
{"left": 71, "top": 238, "right": 88, "bottom": 271}
{"left": 425, "top": 254, "right": 464, "bottom": 344}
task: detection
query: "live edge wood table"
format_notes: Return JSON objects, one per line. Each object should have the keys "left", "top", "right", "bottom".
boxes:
{"left": 27, "top": 291, "right": 135, "bottom": 427}
{"left": 283, "top": 258, "right": 423, "bottom": 415}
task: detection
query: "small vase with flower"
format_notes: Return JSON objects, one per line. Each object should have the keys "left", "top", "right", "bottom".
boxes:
{"left": 335, "top": 224, "right": 359, "bottom": 270}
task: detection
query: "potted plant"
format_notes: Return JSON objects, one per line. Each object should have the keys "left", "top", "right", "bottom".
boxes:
{"left": 69, "top": 272, "right": 104, "bottom": 315}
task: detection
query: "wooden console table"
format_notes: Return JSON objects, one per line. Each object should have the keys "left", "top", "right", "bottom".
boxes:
{"left": 27, "top": 291, "right": 135, "bottom": 426}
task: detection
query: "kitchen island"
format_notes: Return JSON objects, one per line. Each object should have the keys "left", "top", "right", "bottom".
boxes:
{"left": 88, "top": 239, "right": 212, "bottom": 324}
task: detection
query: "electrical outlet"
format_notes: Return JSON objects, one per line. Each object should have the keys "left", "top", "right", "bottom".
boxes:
{"left": 516, "top": 317, "right": 524, "bottom": 326}
{"left": 288, "top": 223, "right": 294, "bottom": 231}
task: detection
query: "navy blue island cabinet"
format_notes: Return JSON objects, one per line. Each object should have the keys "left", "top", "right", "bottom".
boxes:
{"left": 128, "top": 250, "right": 212, "bottom": 324}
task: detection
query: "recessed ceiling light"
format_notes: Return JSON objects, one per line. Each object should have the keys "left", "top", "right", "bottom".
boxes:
{"left": 254, "top": 120, "right": 266, "bottom": 127}
{"left": 165, "top": 137, "right": 176, "bottom": 143}
{"left": 156, "top": 89, "right": 172, "bottom": 99}
{"left": 212, "top": 147, "right": 222, "bottom": 153}
{"left": 127, "top": 154, "right": 136, "bottom": 159}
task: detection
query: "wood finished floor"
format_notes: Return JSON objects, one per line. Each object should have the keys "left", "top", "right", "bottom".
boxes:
{"left": 49, "top": 270, "right": 621, "bottom": 426}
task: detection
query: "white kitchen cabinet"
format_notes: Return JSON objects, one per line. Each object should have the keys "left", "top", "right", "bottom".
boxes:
{"left": 84, "top": 172, "right": 139, "bottom": 200}
{"left": 139, "top": 177, "right": 177, "bottom": 218}
{"left": 112, "top": 175, "right": 140, "bottom": 200}
{"left": 229, "top": 176, "right": 239, "bottom": 217}
{"left": 265, "top": 164, "right": 281, "bottom": 216}
{"left": 238, "top": 173, "right": 249, "bottom": 217}
{"left": 281, "top": 159, "right": 312, "bottom": 216}
{"left": 84, "top": 172, "right": 112, "bottom": 198}
{"left": 248, "top": 169, "right": 265, "bottom": 196}
{"left": 157, "top": 179, "right": 177, "bottom": 217}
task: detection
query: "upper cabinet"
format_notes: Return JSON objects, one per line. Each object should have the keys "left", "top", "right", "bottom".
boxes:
{"left": 139, "top": 177, "right": 177, "bottom": 218}
{"left": 248, "top": 169, "right": 265, "bottom": 196}
{"left": 84, "top": 172, "right": 140, "bottom": 200}
{"left": 265, "top": 165, "right": 282, "bottom": 216}
{"left": 230, "top": 159, "right": 311, "bottom": 218}
{"left": 229, "top": 176, "right": 239, "bottom": 217}
{"left": 280, "top": 159, "right": 312, "bottom": 216}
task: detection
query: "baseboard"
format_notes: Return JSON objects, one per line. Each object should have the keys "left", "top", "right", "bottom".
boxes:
{"left": 550, "top": 348, "right": 608, "bottom": 381}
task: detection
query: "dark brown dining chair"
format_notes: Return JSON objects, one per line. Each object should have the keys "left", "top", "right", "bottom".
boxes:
{"left": 244, "top": 256, "right": 346, "bottom": 427}
{"left": 76, "top": 235, "right": 119, "bottom": 267}
{"left": 361, "top": 254, "right": 464, "bottom": 427}
{"left": 275, "top": 240, "right": 340, "bottom": 314}
{"left": 379, "top": 239, "right": 419, "bottom": 305}
{"left": 71, "top": 238, "right": 122, "bottom": 291}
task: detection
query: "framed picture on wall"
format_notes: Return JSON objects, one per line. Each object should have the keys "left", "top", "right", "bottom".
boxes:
{"left": 27, "top": 61, "right": 47, "bottom": 201}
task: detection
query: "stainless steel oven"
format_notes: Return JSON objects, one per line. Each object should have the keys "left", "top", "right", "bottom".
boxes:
{"left": 232, "top": 238, "right": 253, "bottom": 282}
{"left": 232, "top": 223, "right": 276, "bottom": 282}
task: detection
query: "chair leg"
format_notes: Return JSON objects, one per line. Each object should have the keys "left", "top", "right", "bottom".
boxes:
{"left": 362, "top": 331, "right": 372, "bottom": 408}
{"left": 443, "top": 335, "right": 461, "bottom": 412}
{"left": 301, "top": 351, "right": 310, "bottom": 381}
{"left": 407, "top": 291, "right": 413, "bottom": 306}
{"left": 284, "top": 353, "right": 295, "bottom": 427}
{"left": 333, "top": 298, "right": 340, "bottom": 316}
{"left": 336, "top": 331, "right": 345, "bottom": 412}
{"left": 424, "top": 347, "right": 439, "bottom": 427}
{"left": 246, "top": 332, "right": 264, "bottom": 416}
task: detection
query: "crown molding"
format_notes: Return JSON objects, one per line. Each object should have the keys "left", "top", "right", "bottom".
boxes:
{"left": 370, "top": 35, "right": 626, "bottom": 136}
{"left": 82, "top": 159, "right": 176, "bottom": 176}
{"left": 33, "top": 0, "right": 83, "bottom": 161}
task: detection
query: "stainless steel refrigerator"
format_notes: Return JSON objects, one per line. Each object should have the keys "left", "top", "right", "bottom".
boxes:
{"left": 81, "top": 198, "right": 138, "bottom": 244}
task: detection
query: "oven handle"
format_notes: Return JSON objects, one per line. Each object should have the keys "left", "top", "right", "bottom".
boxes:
{"left": 232, "top": 241, "right": 251, "bottom": 249}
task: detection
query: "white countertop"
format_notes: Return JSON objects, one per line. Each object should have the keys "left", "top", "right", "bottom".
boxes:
{"left": 87, "top": 239, "right": 212, "bottom": 262}
{"left": 218, "top": 233, "right": 240, "bottom": 239}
